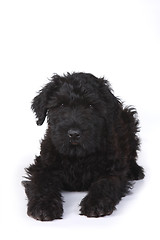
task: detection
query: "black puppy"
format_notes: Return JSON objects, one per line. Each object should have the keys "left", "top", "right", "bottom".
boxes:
{"left": 22, "top": 72, "right": 144, "bottom": 221}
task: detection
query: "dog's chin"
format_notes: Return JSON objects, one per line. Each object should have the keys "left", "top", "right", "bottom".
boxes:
{"left": 60, "top": 144, "right": 86, "bottom": 157}
{"left": 54, "top": 141, "right": 95, "bottom": 158}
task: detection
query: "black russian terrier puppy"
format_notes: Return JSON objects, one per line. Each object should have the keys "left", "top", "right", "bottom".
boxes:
{"left": 22, "top": 72, "right": 144, "bottom": 221}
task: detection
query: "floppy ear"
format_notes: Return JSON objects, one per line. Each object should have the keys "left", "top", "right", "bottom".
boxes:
{"left": 101, "top": 79, "right": 121, "bottom": 107}
{"left": 99, "top": 78, "right": 123, "bottom": 124}
{"left": 31, "top": 75, "right": 61, "bottom": 125}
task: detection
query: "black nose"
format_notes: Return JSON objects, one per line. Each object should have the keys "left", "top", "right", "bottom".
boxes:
{"left": 68, "top": 129, "right": 80, "bottom": 140}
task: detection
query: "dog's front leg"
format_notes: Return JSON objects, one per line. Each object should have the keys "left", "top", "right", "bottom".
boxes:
{"left": 22, "top": 158, "right": 63, "bottom": 221}
{"left": 23, "top": 181, "right": 63, "bottom": 221}
{"left": 80, "top": 176, "right": 129, "bottom": 217}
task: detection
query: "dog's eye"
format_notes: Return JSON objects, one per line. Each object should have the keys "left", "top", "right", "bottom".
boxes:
{"left": 89, "top": 104, "right": 93, "bottom": 109}
{"left": 60, "top": 103, "right": 64, "bottom": 108}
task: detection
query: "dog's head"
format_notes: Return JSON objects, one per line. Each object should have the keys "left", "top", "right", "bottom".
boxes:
{"left": 32, "top": 72, "right": 120, "bottom": 157}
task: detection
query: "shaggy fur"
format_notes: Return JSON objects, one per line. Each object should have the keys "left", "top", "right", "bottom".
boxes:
{"left": 22, "top": 72, "right": 144, "bottom": 221}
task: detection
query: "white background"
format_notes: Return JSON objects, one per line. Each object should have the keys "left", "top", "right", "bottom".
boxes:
{"left": 0, "top": 0, "right": 160, "bottom": 239}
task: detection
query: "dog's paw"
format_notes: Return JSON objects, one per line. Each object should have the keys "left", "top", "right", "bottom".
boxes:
{"left": 27, "top": 200, "right": 63, "bottom": 221}
{"left": 128, "top": 165, "right": 145, "bottom": 181}
{"left": 80, "top": 195, "right": 115, "bottom": 218}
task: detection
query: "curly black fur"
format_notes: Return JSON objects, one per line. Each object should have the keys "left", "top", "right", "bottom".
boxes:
{"left": 22, "top": 72, "right": 144, "bottom": 221}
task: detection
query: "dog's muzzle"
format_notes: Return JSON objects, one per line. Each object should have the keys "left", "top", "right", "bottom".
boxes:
{"left": 68, "top": 129, "right": 81, "bottom": 145}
